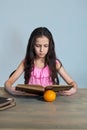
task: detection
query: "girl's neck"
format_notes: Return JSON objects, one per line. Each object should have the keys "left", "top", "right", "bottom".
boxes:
{"left": 34, "top": 58, "right": 45, "bottom": 68}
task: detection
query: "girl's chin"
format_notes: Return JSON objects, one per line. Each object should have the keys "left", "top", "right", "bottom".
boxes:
{"left": 38, "top": 54, "right": 46, "bottom": 58}
{"left": 38, "top": 56, "right": 45, "bottom": 58}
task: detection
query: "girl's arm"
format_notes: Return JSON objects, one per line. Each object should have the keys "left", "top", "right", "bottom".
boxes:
{"left": 4, "top": 60, "right": 27, "bottom": 95}
{"left": 56, "top": 62, "right": 78, "bottom": 96}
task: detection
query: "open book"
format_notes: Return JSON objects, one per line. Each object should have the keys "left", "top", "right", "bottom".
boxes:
{"left": 0, "top": 97, "right": 16, "bottom": 111}
{"left": 16, "top": 84, "right": 73, "bottom": 95}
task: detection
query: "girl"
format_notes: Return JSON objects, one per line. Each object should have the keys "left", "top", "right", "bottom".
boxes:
{"left": 4, "top": 27, "right": 77, "bottom": 96}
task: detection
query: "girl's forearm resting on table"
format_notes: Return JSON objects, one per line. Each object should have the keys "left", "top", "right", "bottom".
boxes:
{"left": 68, "top": 81, "right": 78, "bottom": 89}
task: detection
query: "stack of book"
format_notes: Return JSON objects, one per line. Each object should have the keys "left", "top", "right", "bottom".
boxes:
{"left": 0, "top": 97, "right": 16, "bottom": 111}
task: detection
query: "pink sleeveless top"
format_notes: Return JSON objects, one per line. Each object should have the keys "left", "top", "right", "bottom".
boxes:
{"left": 28, "top": 60, "right": 59, "bottom": 88}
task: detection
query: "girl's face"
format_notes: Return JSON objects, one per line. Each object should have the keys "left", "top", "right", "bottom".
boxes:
{"left": 34, "top": 36, "right": 49, "bottom": 58}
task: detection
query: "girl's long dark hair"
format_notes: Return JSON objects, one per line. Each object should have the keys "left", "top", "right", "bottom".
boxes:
{"left": 24, "top": 27, "right": 61, "bottom": 84}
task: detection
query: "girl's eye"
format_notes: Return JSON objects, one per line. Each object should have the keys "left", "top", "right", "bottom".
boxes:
{"left": 35, "top": 44, "right": 40, "bottom": 47}
{"left": 44, "top": 45, "right": 49, "bottom": 47}
{"left": 35, "top": 44, "right": 49, "bottom": 48}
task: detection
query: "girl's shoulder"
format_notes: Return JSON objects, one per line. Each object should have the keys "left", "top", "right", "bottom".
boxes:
{"left": 56, "top": 59, "right": 62, "bottom": 71}
{"left": 56, "top": 59, "right": 59, "bottom": 64}
{"left": 56, "top": 59, "right": 62, "bottom": 64}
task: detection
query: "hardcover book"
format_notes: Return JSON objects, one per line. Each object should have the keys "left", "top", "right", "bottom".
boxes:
{"left": 0, "top": 97, "right": 16, "bottom": 110}
{"left": 16, "top": 84, "right": 73, "bottom": 95}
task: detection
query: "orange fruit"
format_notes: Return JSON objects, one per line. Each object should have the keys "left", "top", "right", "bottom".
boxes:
{"left": 43, "top": 90, "right": 56, "bottom": 102}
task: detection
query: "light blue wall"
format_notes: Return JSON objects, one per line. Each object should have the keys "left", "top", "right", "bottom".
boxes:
{"left": 0, "top": 0, "right": 87, "bottom": 87}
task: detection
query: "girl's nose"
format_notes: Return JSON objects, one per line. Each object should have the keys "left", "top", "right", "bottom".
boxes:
{"left": 40, "top": 46, "right": 43, "bottom": 52}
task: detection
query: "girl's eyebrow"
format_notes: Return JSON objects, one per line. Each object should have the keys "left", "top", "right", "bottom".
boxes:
{"left": 35, "top": 42, "right": 48, "bottom": 44}
{"left": 35, "top": 43, "right": 49, "bottom": 46}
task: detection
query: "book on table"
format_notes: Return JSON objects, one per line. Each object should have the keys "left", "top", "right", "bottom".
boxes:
{"left": 0, "top": 97, "right": 16, "bottom": 111}
{"left": 16, "top": 84, "right": 73, "bottom": 95}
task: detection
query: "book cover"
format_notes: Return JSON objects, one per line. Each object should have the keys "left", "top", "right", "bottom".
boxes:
{"left": 16, "top": 84, "right": 73, "bottom": 95}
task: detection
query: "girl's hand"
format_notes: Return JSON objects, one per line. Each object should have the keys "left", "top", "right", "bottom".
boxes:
{"left": 5, "top": 86, "right": 37, "bottom": 96}
{"left": 5, "top": 86, "right": 27, "bottom": 95}
{"left": 58, "top": 87, "right": 77, "bottom": 96}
